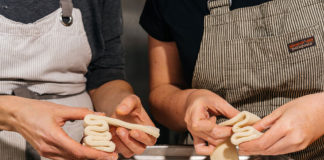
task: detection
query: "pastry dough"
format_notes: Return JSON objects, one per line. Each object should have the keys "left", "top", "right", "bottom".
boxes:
{"left": 210, "top": 139, "right": 238, "bottom": 160}
{"left": 83, "top": 114, "right": 160, "bottom": 152}
{"left": 210, "top": 111, "right": 263, "bottom": 160}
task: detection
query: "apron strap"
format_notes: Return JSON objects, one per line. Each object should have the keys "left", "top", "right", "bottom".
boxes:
{"left": 208, "top": 0, "right": 231, "bottom": 15}
{"left": 12, "top": 86, "right": 85, "bottom": 100}
{"left": 59, "top": 0, "right": 73, "bottom": 26}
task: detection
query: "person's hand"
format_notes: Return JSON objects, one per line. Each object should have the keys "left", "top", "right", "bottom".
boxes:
{"left": 239, "top": 93, "right": 324, "bottom": 156}
{"left": 7, "top": 96, "right": 118, "bottom": 160}
{"left": 110, "top": 95, "right": 157, "bottom": 158}
{"left": 184, "top": 89, "right": 240, "bottom": 155}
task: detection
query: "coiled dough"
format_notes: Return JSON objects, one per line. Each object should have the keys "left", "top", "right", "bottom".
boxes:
{"left": 210, "top": 111, "right": 263, "bottom": 160}
{"left": 83, "top": 114, "right": 160, "bottom": 152}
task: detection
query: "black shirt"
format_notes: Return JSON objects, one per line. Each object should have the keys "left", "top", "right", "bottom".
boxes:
{"left": 0, "top": 0, "right": 125, "bottom": 90}
{"left": 140, "top": 0, "right": 270, "bottom": 85}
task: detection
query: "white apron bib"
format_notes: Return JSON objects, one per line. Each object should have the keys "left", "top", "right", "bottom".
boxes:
{"left": 0, "top": 0, "right": 94, "bottom": 159}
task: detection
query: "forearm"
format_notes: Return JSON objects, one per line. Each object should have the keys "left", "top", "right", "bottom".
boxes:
{"left": 89, "top": 80, "right": 134, "bottom": 116}
{"left": 149, "top": 84, "right": 197, "bottom": 132}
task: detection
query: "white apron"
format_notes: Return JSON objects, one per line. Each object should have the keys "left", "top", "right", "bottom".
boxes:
{"left": 0, "top": 0, "right": 94, "bottom": 159}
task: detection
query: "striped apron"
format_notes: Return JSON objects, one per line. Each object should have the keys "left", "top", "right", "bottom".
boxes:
{"left": 192, "top": 0, "right": 324, "bottom": 159}
{"left": 0, "top": 0, "right": 93, "bottom": 159}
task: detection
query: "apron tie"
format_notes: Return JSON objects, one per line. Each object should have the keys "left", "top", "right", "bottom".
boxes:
{"left": 207, "top": 0, "right": 231, "bottom": 15}
{"left": 59, "top": 0, "right": 73, "bottom": 26}
{"left": 13, "top": 86, "right": 85, "bottom": 100}
{"left": 207, "top": 0, "right": 232, "bottom": 11}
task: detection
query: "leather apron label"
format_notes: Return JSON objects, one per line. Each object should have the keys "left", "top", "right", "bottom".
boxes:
{"left": 288, "top": 36, "right": 316, "bottom": 53}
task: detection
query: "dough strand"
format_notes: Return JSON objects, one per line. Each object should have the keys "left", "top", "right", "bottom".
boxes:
{"left": 83, "top": 114, "right": 160, "bottom": 152}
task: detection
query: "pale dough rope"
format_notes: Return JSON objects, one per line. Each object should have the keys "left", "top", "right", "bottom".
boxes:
{"left": 83, "top": 114, "right": 160, "bottom": 152}
{"left": 210, "top": 111, "right": 263, "bottom": 160}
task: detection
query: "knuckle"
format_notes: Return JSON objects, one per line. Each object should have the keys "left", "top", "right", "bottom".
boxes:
{"left": 38, "top": 146, "right": 52, "bottom": 157}
{"left": 284, "top": 121, "right": 294, "bottom": 133}
{"left": 259, "top": 145, "right": 268, "bottom": 151}
{"left": 43, "top": 129, "right": 60, "bottom": 141}
{"left": 195, "top": 147, "right": 208, "bottom": 155}
{"left": 204, "top": 137, "right": 213, "bottom": 143}
{"left": 196, "top": 150, "right": 204, "bottom": 155}
{"left": 73, "top": 152, "right": 84, "bottom": 159}
{"left": 41, "top": 134, "right": 51, "bottom": 143}
{"left": 297, "top": 142, "right": 308, "bottom": 151}
{"left": 80, "top": 107, "right": 91, "bottom": 112}
{"left": 150, "top": 139, "right": 157, "bottom": 146}
{"left": 265, "top": 148, "right": 275, "bottom": 155}
{"left": 44, "top": 134, "right": 55, "bottom": 144}
{"left": 293, "top": 139, "right": 306, "bottom": 150}
{"left": 122, "top": 152, "right": 134, "bottom": 158}
{"left": 282, "top": 125, "right": 290, "bottom": 133}
{"left": 192, "top": 122, "right": 200, "bottom": 131}
{"left": 194, "top": 146, "right": 203, "bottom": 155}
{"left": 184, "top": 116, "right": 189, "bottom": 124}
{"left": 291, "top": 131, "right": 306, "bottom": 146}
{"left": 255, "top": 142, "right": 267, "bottom": 151}
{"left": 211, "top": 128, "right": 228, "bottom": 139}
{"left": 70, "top": 148, "right": 84, "bottom": 159}
{"left": 212, "top": 139, "right": 226, "bottom": 146}
{"left": 135, "top": 147, "right": 146, "bottom": 154}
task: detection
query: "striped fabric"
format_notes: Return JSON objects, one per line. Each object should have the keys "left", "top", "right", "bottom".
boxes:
{"left": 0, "top": 131, "right": 25, "bottom": 160}
{"left": 0, "top": 7, "right": 93, "bottom": 160}
{"left": 192, "top": 0, "right": 324, "bottom": 159}
{"left": 0, "top": 8, "right": 91, "bottom": 96}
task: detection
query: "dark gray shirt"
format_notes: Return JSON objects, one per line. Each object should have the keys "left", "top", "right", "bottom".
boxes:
{"left": 0, "top": 0, "right": 125, "bottom": 90}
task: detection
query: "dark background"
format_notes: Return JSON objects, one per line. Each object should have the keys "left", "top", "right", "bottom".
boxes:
{"left": 121, "top": 0, "right": 180, "bottom": 145}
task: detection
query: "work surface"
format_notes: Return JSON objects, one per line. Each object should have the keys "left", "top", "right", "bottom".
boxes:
{"left": 119, "top": 145, "right": 294, "bottom": 160}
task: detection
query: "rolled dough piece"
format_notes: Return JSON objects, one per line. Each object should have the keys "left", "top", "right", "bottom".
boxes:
{"left": 210, "top": 111, "right": 263, "bottom": 160}
{"left": 83, "top": 114, "right": 160, "bottom": 152}
{"left": 210, "top": 139, "right": 238, "bottom": 160}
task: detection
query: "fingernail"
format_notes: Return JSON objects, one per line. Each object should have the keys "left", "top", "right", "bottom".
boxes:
{"left": 132, "top": 131, "right": 139, "bottom": 138}
{"left": 119, "top": 105, "right": 128, "bottom": 111}
{"left": 94, "top": 112, "right": 105, "bottom": 116}
{"left": 117, "top": 128, "right": 125, "bottom": 136}
{"left": 117, "top": 105, "right": 129, "bottom": 114}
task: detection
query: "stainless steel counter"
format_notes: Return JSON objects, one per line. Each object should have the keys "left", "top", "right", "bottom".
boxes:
{"left": 119, "top": 145, "right": 293, "bottom": 160}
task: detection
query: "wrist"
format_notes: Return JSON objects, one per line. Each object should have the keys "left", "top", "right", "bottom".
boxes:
{"left": 186, "top": 89, "right": 215, "bottom": 104}
{"left": 186, "top": 89, "right": 231, "bottom": 111}
{"left": 90, "top": 80, "right": 135, "bottom": 116}
{"left": 189, "top": 89, "right": 214, "bottom": 97}
{"left": 0, "top": 96, "right": 20, "bottom": 131}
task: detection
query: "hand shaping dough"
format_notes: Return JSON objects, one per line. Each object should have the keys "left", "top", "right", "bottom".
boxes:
{"left": 210, "top": 111, "right": 263, "bottom": 160}
{"left": 83, "top": 114, "right": 160, "bottom": 152}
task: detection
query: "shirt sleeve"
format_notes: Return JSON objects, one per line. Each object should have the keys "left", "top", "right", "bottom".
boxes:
{"left": 86, "top": 0, "right": 125, "bottom": 90}
{"left": 140, "top": 0, "right": 174, "bottom": 42}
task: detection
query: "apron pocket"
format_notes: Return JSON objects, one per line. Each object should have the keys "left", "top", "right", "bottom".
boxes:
{"left": 221, "top": 24, "right": 324, "bottom": 104}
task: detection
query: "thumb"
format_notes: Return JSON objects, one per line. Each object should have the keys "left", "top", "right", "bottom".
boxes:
{"left": 253, "top": 109, "right": 283, "bottom": 131}
{"left": 116, "top": 95, "right": 140, "bottom": 116}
